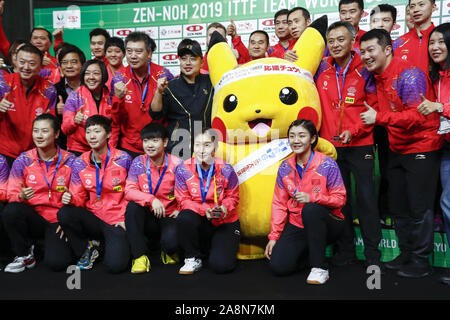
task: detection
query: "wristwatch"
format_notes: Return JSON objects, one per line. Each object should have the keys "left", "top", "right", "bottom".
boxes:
{"left": 437, "top": 103, "right": 444, "bottom": 113}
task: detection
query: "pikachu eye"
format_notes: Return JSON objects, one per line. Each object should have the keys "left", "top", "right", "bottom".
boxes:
{"left": 223, "top": 94, "right": 238, "bottom": 112}
{"left": 279, "top": 87, "right": 298, "bottom": 105}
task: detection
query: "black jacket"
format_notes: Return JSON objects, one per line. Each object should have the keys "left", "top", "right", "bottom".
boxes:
{"left": 149, "top": 73, "right": 214, "bottom": 159}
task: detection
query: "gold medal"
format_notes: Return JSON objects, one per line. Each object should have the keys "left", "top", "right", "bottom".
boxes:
{"left": 94, "top": 197, "right": 103, "bottom": 208}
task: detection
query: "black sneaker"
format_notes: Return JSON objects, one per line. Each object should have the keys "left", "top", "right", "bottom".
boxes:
{"left": 385, "top": 253, "right": 409, "bottom": 270}
{"left": 440, "top": 269, "right": 450, "bottom": 285}
{"left": 331, "top": 251, "right": 357, "bottom": 267}
{"left": 396, "top": 260, "right": 432, "bottom": 278}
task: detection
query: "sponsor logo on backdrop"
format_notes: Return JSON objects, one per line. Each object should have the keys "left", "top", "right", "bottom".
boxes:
{"left": 136, "top": 26, "right": 159, "bottom": 39}
{"left": 159, "top": 39, "right": 182, "bottom": 53}
{"left": 184, "top": 24, "right": 206, "bottom": 37}
{"left": 114, "top": 28, "right": 135, "bottom": 38}
{"left": 160, "top": 25, "right": 182, "bottom": 39}
{"left": 259, "top": 18, "right": 275, "bottom": 32}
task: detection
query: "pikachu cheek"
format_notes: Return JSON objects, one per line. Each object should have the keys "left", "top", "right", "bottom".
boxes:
{"left": 212, "top": 116, "right": 227, "bottom": 143}
{"left": 297, "top": 106, "right": 320, "bottom": 129}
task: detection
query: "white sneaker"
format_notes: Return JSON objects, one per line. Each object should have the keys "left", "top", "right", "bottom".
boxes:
{"left": 306, "top": 268, "right": 329, "bottom": 284}
{"left": 4, "top": 245, "right": 36, "bottom": 273}
{"left": 178, "top": 258, "right": 202, "bottom": 275}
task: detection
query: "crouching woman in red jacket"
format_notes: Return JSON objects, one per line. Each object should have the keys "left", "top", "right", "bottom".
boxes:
{"left": 57, "top": 115, "right": 132, "bottom": 273}
{"left": 2, "top": 114, "right": 75, "bottom": 273}
{"left": 174, "top": 128, "right": 240, "bottom": 275}
{"left": 265, "top": 119, "right": 346, "bottom": 285}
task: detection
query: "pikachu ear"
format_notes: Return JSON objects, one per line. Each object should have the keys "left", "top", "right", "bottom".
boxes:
{"left": 292, "top": 15, "right": 328, "bottom": 75}
{"left": 207, "top": 31, "right": 238, "bottom": 87}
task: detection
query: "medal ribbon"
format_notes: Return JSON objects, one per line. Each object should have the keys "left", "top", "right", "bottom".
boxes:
{"left": 93, "top": 147, "right": 111, "bottom": 200}
{"left": 146, "top": 153, "right": 168, "bottom": 195}
{"left": 197, "top": 159, "right": 215, "bottom": 204}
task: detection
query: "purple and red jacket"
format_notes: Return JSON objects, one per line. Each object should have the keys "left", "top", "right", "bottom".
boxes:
{"left": 268, "top": 152, "right": 346, "bottom": 241}
{"left": 174, "top": 157, "right": 239, "bottom": 227}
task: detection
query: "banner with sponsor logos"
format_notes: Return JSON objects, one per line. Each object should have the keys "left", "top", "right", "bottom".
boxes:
{"left": 34, "top": 0, "right": 448, "bottom": 76}
{"left": 325, "top": 227, "right": 450, "bottom": 268}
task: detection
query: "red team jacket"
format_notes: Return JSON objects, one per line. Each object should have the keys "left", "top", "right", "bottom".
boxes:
{"left": 374, "top": 56, "right": 442, "bottom": 154}
{"left": 68, "top": 147, "right": 132, "bottom": 225}
{"left": 268, "top": 152, "right": 346, "bottom": 241}
{"left": 125, "top": 153, "right": 181, "bottom": 215}
{"left": 62, "top": 85, "right": 119, "bottom": 153}
{"left": 110, "top": 63, "right": 173, "bottom": 154}
{"left": 0, "top": 154, "right": 9, "bottom": 202}
{"left": 0, "top": 72, "right": 56, "bottom": 159}
{"left": 174, "top": 157, "right": 239, "bottom": 227}
{"left": 7, "top": 148, "right": 75, "bottom": 223}
{"left": 432, "top": 69, "right": 450, "bottom": 142}
{"left": 393, "top": 23, "right": 435, "bottom": 74}
{"left": 315, "top": 53, "right": 377, "bottom": 147}
{"left": 268, "top": 39, "right": 296, "bottom": 59}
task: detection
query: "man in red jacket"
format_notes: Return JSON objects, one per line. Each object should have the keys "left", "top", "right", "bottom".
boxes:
{"left": 110, "top": 31, "right": 173, "bottom": 159}
{"left": 339, "top": 0, "right": 366, "bottom": 54}
{"left": 268, "top": 9, "right": 295, "bottom": 59}
{"left": 284, "top": 7, "right": 311, "bottom": 62}
{"left": 316, "top": 21, "right": 382, "bottom": 270}
{"left": 360, "top": 29, "right": 442, "bottom": 278}
{"left": 0, "top": 44, "right": 56, "bottom": 166}
{"left": 393, "top": 0, "right": 437, "bottom": 73}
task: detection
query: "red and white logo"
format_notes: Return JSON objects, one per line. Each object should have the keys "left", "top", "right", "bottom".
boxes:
{"left": 262, "top": 19, "right": 274, "bottom": 26}
{"left": 187, "top": 25, "right": 203, "bottom": 32}
{"left": 163, "top": 54, "right": 178, "bottom": 61}
{"left": 115, "top": 29, "right": 133, "bottom": 37}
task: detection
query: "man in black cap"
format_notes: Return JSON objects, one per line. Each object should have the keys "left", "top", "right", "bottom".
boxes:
{"left": 150, "top": 39, "right": 214, "bottom": 159}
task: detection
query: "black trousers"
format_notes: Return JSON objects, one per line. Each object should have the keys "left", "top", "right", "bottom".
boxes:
{"left": 335, "top": 145, "right": 382, "bottom": 261}
{"left": 177, "top": 209, "right": 241, "bottom": 274}
{"left": 269, "top": 203, "right": 344, "bottom": 276}
{"left": 374, "top": 125, "right": 391, "bottom": 218}
{"left": 1, "top": 202, "right": 73, "bottom": 271}
{"left": 125, "top": 201, "right": 178, "bottom": 259}
{"left": 387, "top": 149, "right": 440, "bottom": 262}
{"left": 57, "top": 205, "right": 130, "bottom": 274}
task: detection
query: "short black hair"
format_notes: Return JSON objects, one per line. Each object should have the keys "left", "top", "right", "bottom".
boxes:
{"left": 89, "top": 28, "right": 111, "bottom": 41}
{"left": 370, "top": 4, "right": 397, "bottom": 23}
{"left": 338, "top": 0, "right": 364, "bottom": 11}
{"left": 85, "top": 115, "right": 111, "bottom": 134}
{"left": 125, "top": 31, "right": 157, "bottom": 53}
{"left": 249, "top": 30, "right": 270, "bottom": 45}
{"left": 30, "top": 27, "right": 53, "bottom": 43}
{"left": 58, "top": 44, "right": 86, "bottom": 65}
{"left": 80, "top": 59, "right": 108, "bottom": 88}
{"left": 287, "top": 7, "right": 311, "bottom": 21}
{"left": 326, "top": 21, "right": 356, "bottom": 38}
{"left": 274, "top": 9, "right": 289, "bottom": 21}
{"left": 105, "top": 37, "right": 125, "bottom": 54}
{"left": 287, "top": 119, "right": 318, "bottom": 149}
{"left": 33, "top": 113, "right": 61, "bottom": 134}
{"left": 360, "top": 28, "right": 392, "bottom": 49}
{"left": 16, "top": 44, "right": 43, "bottom": 63}
{"left": 140, "top": 122, "right": 169, "bottom": 140}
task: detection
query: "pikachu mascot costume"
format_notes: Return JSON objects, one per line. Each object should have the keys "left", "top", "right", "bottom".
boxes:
{"left": 207, "top": 16, "right": 336, "bottom": 259}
